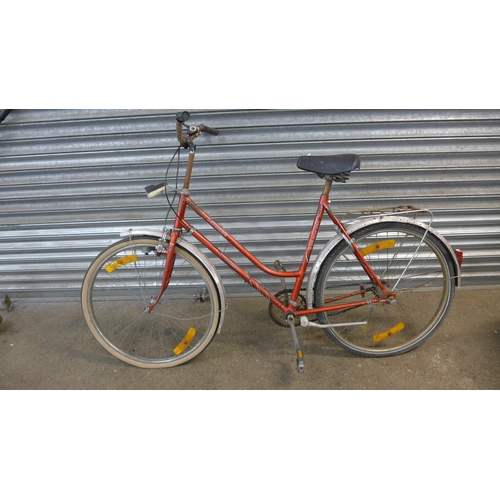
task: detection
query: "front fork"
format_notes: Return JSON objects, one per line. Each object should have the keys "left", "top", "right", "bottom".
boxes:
{"left": 145, "top": 229, "right": 179, "bottom": 313}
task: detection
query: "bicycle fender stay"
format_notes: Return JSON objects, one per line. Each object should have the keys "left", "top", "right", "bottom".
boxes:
{"left": 306, "top": 215, "right": 462, "bottom": 309}
{"left": 120, "top": 228, "right": 227, "bottom": 335}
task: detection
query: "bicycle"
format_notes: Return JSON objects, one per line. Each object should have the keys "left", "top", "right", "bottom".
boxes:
{"left": 81, "top": 111, "right": 463, "bottom": 373}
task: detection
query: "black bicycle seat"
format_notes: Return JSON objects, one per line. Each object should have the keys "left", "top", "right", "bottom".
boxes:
{"left": 297, "top": 154, "right": 360, "bottom": 182}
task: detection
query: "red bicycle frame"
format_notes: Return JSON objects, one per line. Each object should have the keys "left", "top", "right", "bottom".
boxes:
{"left": 149, "top": 146, "right": 393, "bottom": 317}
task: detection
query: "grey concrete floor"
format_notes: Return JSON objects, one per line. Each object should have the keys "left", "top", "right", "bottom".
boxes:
{"left": 1, "top": 288, "right": 499, "bottom": 390}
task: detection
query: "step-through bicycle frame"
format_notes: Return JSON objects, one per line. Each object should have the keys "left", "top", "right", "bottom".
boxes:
{"left": 148, "top": 145, "right": 394, "bottom": 318}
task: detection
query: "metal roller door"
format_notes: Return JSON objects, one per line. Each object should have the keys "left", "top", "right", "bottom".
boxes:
{"left": 1, "top": 109, "right": 499, "bottom": 299}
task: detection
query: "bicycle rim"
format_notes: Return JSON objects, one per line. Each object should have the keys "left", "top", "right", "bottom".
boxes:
{"left": 82, "top": 237, "right": 221, "bottom": 368}
{"left": 314, "top": 222, "right": 455, "bottom": 357}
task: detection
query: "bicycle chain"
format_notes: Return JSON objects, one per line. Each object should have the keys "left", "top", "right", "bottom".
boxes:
{"left": 325, "top": 281, "right": 373, "bottom": 290}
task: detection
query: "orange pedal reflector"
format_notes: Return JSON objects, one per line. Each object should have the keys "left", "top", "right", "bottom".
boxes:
{"left": 173, "top": 328, "right": 197, "bottom": 356}
{"left": 372, "top": 322, "right": 405, "bottom": 343}
{"left": 105, "top": 254, "right": 138, "bottom": 273}
{"left": 361, "top": 239, "right": 396, "bottom": 257}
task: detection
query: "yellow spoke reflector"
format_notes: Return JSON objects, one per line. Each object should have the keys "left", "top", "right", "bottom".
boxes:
{"left": 372, "top": 322, "right": 405, "bottom": 343}
{"left": 105, "top": 254, "right": 138, "bottom": 273}
{"left": 173, "top": 328, "right": 197, "bottom": 356}
{"left": 361, "top": 239, "right": 396, "bottom": 256}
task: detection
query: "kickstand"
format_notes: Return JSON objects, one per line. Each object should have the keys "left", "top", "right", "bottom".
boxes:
{"left": 287, "top": 315, "right": 304, "bottom": 374}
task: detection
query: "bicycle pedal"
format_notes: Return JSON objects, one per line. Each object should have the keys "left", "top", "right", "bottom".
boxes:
{"left": 296, "top": 349, "right": 305, "bottom": 374}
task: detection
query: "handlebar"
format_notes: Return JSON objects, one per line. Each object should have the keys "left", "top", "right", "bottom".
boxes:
{"left": 146, "top": 112, "right": 219, "bottom": 197}
{"left": 175, "top": 111, "right": 219, "bottom": 148}
{"left": 200, "top": 125, "right": 219, "bottom": 136}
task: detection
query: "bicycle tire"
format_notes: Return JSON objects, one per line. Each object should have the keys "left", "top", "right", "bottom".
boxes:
{"left": 81, "top": 236, "right": 222, "bottom": 368}
{"left": 313, "top": 221, "right": 455, "bottom": 357}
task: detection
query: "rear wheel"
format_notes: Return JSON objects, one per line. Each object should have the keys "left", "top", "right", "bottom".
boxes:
{"left": 82, "top": 237, "right": 221, "bottom": 368}
{"left": 314, "top": 222, "right": 455, "bottom": 357}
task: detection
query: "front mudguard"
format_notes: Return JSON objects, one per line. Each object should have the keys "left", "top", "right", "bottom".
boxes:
{"left": 306, "top": 216, "right": 462, "bottom": 309}
{"left": 120, "top": 228, "right": 227, "bottom": 335}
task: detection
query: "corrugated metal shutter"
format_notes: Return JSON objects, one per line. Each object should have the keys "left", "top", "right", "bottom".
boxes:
{"left": 1, "top": 109, "right": 499, "bottom": 299}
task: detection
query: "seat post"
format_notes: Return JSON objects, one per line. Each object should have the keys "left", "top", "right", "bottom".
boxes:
{"left": 322, "top": 178, "right": 333, "bottom": 197}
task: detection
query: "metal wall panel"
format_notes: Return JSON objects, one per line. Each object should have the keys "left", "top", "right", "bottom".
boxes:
{"left": 1, "top": 109, "right": 499, "bottom": 299}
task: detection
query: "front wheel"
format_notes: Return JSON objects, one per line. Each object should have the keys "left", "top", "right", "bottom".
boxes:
{"left": 313, "top": 221, "right": 456, "bottom": 357}
{"left": 81, "top": 236, "right": 222, "bottom": 368}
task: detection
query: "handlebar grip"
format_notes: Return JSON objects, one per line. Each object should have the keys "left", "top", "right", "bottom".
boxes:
{"left": 202, "top": 125, "right": 219, "bottom": 136}
{"left": 176, "top": 111, "right": 191, "bottom": 123}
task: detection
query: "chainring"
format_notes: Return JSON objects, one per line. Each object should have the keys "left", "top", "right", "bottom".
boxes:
{"left": 268, "top": 289, "right": 307, "bottom": 327}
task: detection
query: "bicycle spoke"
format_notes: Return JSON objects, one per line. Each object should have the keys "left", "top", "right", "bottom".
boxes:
{"left": 82, "top": 237, "right": 221, "bottom": 368}
{"left": 315, "top": 222, "right": 455, "bottom": 357}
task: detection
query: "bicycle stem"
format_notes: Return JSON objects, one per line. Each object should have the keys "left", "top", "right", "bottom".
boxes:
{"left": 183, "top": 148, "right": 196, "bottom": 190}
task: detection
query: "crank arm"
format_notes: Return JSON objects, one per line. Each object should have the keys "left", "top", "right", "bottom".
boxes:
{"left": 287, "top": 315, "right": 305, "bottom": 374}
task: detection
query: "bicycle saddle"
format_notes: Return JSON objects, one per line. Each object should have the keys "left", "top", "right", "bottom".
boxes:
{"left": 297, "top": 154, "right": 360, "bottom": 182}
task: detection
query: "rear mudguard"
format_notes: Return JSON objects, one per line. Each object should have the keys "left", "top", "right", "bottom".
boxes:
{"left": 306, "top": 215, "right": 462, "bottom": 309}
{"left": 120, "top": 229, "right": 227, "bottom": 335}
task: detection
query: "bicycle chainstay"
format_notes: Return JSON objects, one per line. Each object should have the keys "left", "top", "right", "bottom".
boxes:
{"left": 321, "top": 281, "right": 381, "bottom": 318}
{"left": 269, "top": 281, "right": 377, "bottom": 327}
